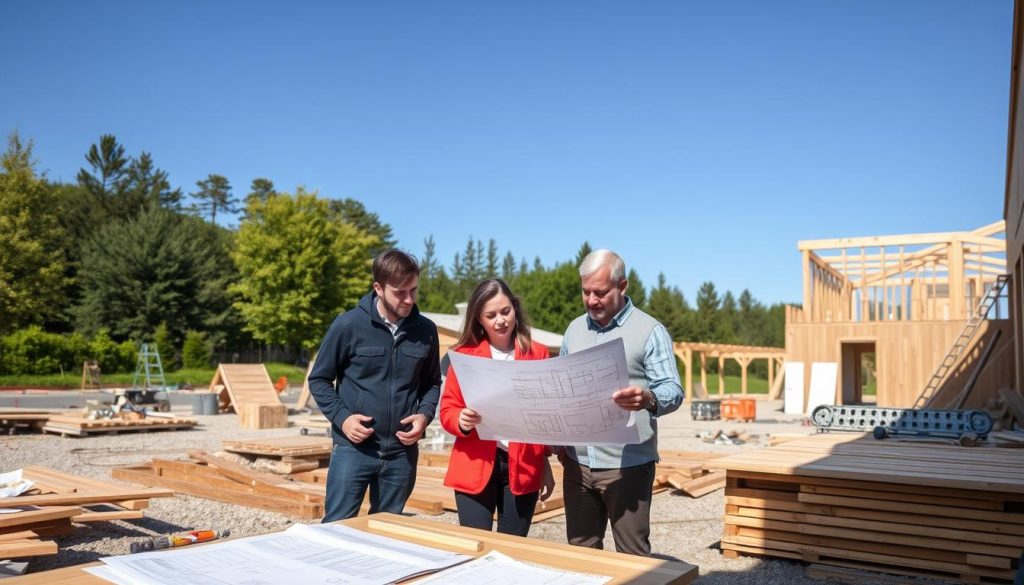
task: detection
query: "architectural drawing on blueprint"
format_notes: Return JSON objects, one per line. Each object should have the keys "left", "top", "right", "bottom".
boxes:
{"left": 448, "top": 338, "right": 641, "bottom": 445}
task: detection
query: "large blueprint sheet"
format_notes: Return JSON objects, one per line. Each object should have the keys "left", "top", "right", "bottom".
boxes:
{"left": 85, "top": 523, "right": 470, "bottom": 585}
{"left": 447, "top": 338, "right": 639, "bottom": 445}
{"left": 416, "top": 550, "right": 611, "bottom": 584}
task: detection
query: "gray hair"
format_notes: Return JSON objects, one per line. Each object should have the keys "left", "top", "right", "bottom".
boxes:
{"left": 579, "top": 249, "right": 626, "bottom": 282}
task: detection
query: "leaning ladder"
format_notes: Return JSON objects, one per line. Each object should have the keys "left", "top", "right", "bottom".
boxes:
{"left": 132, "top": 342, "right": 168, "bottom": 391}
{"left": 912, "top": 273, "right": 1010, "bottom": 409}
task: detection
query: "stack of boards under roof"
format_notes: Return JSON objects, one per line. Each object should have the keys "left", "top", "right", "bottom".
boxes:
{"left": 715, "top": 432, "right": 1024, "bottom": 583}
{"left": 209, "top": 364, "right": 288, "bottom": 429}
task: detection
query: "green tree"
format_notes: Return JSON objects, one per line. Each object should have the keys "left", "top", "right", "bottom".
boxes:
{"left": 627, "top": 268, "right": 647, "bottom": 309}
{"left": 182, "top": 330, "right": 213, "bottom": 369}
{"left": 76, "top": 134, "right": 130, "bottom": 218}
{"left": 231, "top": 189, "right": 380, "bottom": 349}
{"left": 247, "top": 178, "right": 276, "bottom": 206}
{"left": 0, "top": 132, "right": 68, "bottom": 333}
{"left": 191, "top": 174, "right": 238, "bottom": 225}
{"left": 693, "top": 281, "right": 721, "bottom": 343}
{"left": 516, "top": 261, "right": 580, "bottom": 333}
{"left": 646, "top": 273, "right": 691, "bottom": 341}
{"left": 73, "top": 207, "right": 233, "bottom": 345}
{"left": 124, "top": 152, "right": 183, "bottom": 211}
{"left": 501, "top": 252, "right": 517, "bottom": 282}
{"left": 328, "top": 198, "right": 396, "bottom": 256}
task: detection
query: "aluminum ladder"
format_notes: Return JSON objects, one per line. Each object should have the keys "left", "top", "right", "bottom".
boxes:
{"left": 912, "top": 274, "right": 1010, "bottom": 409}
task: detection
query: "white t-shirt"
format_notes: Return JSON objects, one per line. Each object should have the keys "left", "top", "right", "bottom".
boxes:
{"left": 489, "top": 345, "right": 515, "bottom": 451}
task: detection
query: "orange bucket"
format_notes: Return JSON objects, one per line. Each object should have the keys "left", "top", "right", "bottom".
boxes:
{"left": 721, "top": 398, "right": 756, "bottom": 422}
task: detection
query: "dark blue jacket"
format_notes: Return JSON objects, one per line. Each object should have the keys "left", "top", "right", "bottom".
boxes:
{"left": 308, "top": 291, "right": 441, "bottom": 455}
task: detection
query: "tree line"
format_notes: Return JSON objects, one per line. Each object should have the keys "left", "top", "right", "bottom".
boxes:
{"left": 0, "top": 130, "right": 786, "bottom": 376}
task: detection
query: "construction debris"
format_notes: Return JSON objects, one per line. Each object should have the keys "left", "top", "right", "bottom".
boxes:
{"left": 0, "top": 467, "right": 172, "bottom": 560}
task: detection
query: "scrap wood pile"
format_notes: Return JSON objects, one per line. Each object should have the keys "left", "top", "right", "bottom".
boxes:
{"left": 655, "top": 450, "right": 728, "bottom": 498}
{"left": 113, "top": 435, "right": 727, "bottom": 523}
{"left": 0, "top": 407, "right": 197, "bottom": 437}
{"left": 0, "top": 467, "right": 172, "bottom": 559}
{"left": 714, "top": 432, "right": 1024, "bottom": 584}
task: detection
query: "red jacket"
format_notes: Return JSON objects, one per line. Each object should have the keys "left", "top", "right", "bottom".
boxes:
{"left": 440, "top": 339, "right": 550, "bottom": 495}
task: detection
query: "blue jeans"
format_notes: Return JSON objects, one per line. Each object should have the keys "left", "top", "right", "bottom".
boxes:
{"left": 322, "top": 443, "right": 418, "bottom": 522}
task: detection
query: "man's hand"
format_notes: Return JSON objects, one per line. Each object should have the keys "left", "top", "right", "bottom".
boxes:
{"left": 341, "top": 414, "right": 375, "bottom": 444}
{"left": 539, "top": 458, "right": 556, "bottom": 501}
{"left": 612, "top": 386, "right": 652, "bottom": 411}
{"left": 458, "top": 408, "right": 482, "bottom": 435}
{"left": 396, "top": 413, "right": 428, "bottom": 445}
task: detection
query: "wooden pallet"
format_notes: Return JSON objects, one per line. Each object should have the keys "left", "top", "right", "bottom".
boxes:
{"left": 715, "top": 433, "right": 1024, "bottom": 583}
{"left": 209, "top": 364, "right": 288, "bottom": 429}
{"left": 41, "top": 414, "right": 198, "bottom": 437}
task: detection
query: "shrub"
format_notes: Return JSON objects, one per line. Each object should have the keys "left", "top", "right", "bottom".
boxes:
{"left": 182, "top": 330, "right": 213, "bottom": 370}
{"left": 153, "top": 322, "right": 179, "bottom": 371}
{"left": 0, "top": 326, "right": 69, "bottom": 374}
{"left": 89, "top": 330, "right": 136, "bottom": 374}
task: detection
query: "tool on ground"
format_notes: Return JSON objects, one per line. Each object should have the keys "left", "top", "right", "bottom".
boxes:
{"left": 811, "top": 404, "right": 993, "bottom": 443}
{"left": 130, "top": 529, "right": 230, "bottom": 554}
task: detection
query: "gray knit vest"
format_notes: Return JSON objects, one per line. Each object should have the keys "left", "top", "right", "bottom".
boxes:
{"left": 562, "top": 303, "right": 661, "bottom": 468}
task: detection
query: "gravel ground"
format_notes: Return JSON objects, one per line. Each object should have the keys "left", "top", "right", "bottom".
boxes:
{"left": 2, "top": 395, "right": 833, "bottom": 583}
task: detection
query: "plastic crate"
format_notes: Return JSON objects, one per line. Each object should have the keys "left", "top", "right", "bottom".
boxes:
{"left": 690, "top": 400, "right": 721, "bottom": 421}
{"left": 721, "top": 398, "right": 756, "bottom": 422}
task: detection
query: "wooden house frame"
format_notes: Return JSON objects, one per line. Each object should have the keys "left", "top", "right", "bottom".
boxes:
{"left": 1004, "top": 0, "right": 1024, "bottom": 398}
{"left": 786, "top": 222, "right": 1015, "bottom": 409}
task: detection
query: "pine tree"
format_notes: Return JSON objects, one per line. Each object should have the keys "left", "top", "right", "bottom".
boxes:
{"left": 191, "top": 174, "right": 238, "bottom": 225}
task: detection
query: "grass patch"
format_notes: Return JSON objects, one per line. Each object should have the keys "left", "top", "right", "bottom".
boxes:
{"left": 0, "top": 362, "right": 308, "bottom": 389}
{"left": 684, "top": 374, "right": 771, "bottom": 395}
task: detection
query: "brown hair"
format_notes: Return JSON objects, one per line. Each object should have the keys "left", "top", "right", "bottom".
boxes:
{"left": 455, "top": 279, "right": 533, "bottom": 354}
{"left": 372, "top": 249, "right": 420, "bottom": 287}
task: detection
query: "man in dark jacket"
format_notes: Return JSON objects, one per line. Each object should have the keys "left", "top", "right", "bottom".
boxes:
{"left": 309, "top": 249, "right": 441, "bottom": 521}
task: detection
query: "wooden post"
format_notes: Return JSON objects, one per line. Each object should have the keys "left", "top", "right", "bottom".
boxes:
{"left": 899, "top": 246, "right": 907, "bottom": 321}
{"left": 700, "top": 352, "right": 709, "bottom": 398}
{"left": 737, "top": 357, "right": 750, "bottom": 395}
{"left": 768, "top": 356, "right": 775, "bottom": 390}
{"left": 803, "top": 250, "right": 812, "bottom": 320}
{"left": 718, "top": 356, "right": 725, "bottom": 396}
{"left": 949, "top": 239, "right": 965, "bottom": 319}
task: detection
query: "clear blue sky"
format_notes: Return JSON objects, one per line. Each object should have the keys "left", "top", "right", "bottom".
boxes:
{"left": 2, "top": 1, "right": 1012, "bottom": 306}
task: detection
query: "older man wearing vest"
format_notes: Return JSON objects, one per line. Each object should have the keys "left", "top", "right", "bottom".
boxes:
{"left": 559, "top": 249, "right": 684, "bottom": 556}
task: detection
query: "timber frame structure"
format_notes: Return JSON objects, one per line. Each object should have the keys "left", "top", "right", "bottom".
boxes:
{"left": 673, "top": 342, "right": 784, "bottom": 400}
{"left": 1003, "top": 0, "right": 1024, "bottom": 401}
{"left": 787, "top": 221, "right": 1015, "bottom": 409}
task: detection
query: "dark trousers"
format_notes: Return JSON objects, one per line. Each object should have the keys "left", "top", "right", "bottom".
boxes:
{"left": 322, "top": 442, "right": 418, "bottom": 522}
{"left": 562, "top": 457, "right": 655, "bottom": 556}
{"left": 454, "top": 449, "right": 540, "bottom": 537}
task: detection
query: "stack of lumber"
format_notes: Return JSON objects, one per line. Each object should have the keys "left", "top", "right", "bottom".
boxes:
{"left": 222, "top": 436, "right": 332, "bottom": 473}
{"left": 210, "top": 364, "right": 288, "bottom": 429}
{"left": 655, "top": 450, "right": 728, "bottom": 498}
{"left": 0, "top": 408, "right": 55, "bottom": 434}
{"left": 0, "top": 467, "right": 173, "bottom": 559}
{"left": 715, "top": 433, "right": 1024, "bottom": 583}
{"left": 42, "top": 413, "right": 197, "bottom": 437}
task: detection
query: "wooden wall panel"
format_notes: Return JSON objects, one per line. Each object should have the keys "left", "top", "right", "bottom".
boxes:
{"left": 1006, "top": 0, "right": 1023, "bottom": 393}
{"left": 786, "top": 320, "right": 1014, "bottom": 408}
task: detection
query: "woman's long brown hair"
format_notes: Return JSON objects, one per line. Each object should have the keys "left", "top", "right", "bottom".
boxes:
{"left": 454, "top": 278, "right": 533, "bottom": 354}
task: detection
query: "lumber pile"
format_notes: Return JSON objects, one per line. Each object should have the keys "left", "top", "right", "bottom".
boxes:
{"left": 41, "top": 412, "right": 197, "bottom": 437}
{"left": 655, "top": 450, "right": 728, "bottom": 498}
{"left": 0, "top": 467, "right": 173, "bottom": 559}
{"left": 0, "top": 408, "right": 56, "bottom": 434}
{"left": 715, "top": 433, "right": 1024, "bottom": 583}
{"left": 222, "top": 436, "right": 332, "bottom": 473}
{"left": 210, "top": 364, "right": 288, "bottom": 429}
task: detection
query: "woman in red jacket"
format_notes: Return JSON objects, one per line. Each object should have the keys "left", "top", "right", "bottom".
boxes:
{"left": 440, "top": 278, "right": 555, "bottom": 536}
